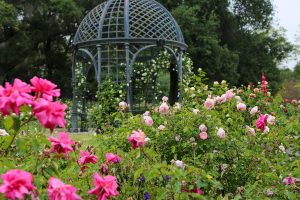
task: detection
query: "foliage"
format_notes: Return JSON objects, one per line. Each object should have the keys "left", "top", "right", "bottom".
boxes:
{"left": 0, "top": 75, "right": 300, "bottom": 199}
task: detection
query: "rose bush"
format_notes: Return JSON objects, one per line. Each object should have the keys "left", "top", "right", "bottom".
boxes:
{"left": 0, "top": 74, "right": 299, "bottom": 199}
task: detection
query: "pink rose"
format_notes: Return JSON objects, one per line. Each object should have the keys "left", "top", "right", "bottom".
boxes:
{"left": 225, "top": 90, "right": 235, "bottom": 100}
{"left": 204, "top": 98, "right": 215, "bottom": 110}
{"left": 237, "top": 103, "right": 247, "bottom": 111}
{"left": 267, "top": 115, "right": 275, "bottom": 125}
{"left": 283, "top": 176, "right": 300, "bottom": 185}
{"left": 88, "top": 174, "right": 119, "bottom": 200}
{"left": 128, "top": 129, "right": 148, "bottom": 149}
{"left": 30, "top": 76, "right": 60, "bottom": 101}
{"left": 78, "top": 151, "right": 98, "bottom": 166}
{"left": 0, "top": 79, "right": 32, "bottom": 115}
{"left": 217, "top": 128, "right": 226, "bottom": 139}
{"left": 33, "top": 98, "right": 67, "bottom": 131}
{"left": 162, "top": 96, "right": 168, "bottom": 102}
{"left": 143, "top": 111, "right": 150, "bottom": 116}
{"left": 159, "top": 102, "right": 169, "bottom": 114}
{"left": 246, "top": 126, "right": 255, "bottom": 136}
{"left": 199, "top": 132, "right": 208, "bottom": 140}
{"left": 118, "top": 101, "right": 128, "bottom": 111}
{"left": 105, "top": 153, "right": 121, "bottom": 164}
{"left": 253, "top": 88, "right": 260, "bottom": 93}
{"left": 256, "top": 114, "right": 268, "bottom": 131}
{"left": 250, "top": 106, "right": 258, "bottom": 115}
{"left": 144, "top": 116, "right": 154, "bottom": 126}
{"left": 158, "top": 125, "right": 165, "bottom": 131}
{"left": 199, "top": 124, "right": 207, "bottom": 132}
{"left": 48, "top": 177, "right": 81, "bottom": 200}
{"left": 192, "top": 109, "right": 200, "bottom": 115}
{"left": 0, "top": 169, "right": 36, "bottom": 200}
{"left": 49, "top": 132, "right": 75, "bottom": 159}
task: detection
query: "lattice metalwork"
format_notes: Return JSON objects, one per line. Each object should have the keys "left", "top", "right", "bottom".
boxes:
{"left": 71, "top": 0, "right": 187, "bottom": 132}
{"left": 74, "top": 0, "right": 184, "bottom": 44}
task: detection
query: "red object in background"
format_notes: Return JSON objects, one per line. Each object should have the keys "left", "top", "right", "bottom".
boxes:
{"left": 262, "top": 72, "right": 267, "bottom": 95}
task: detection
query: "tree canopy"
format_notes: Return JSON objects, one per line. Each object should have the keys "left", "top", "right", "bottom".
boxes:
{"left": 0, "top": 0, "right": 294, "bottom": 95}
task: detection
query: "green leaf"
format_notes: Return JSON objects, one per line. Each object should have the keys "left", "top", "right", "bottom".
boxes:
{"left": 3, "top": 116, "right": 14, "bottom": 130}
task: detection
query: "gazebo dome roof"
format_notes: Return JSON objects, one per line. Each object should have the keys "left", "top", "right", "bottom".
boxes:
{"left": 73, "top": 0, "right": 186, "bottom": 48}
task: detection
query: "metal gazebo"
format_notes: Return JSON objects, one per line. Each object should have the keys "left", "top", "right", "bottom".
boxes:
{"left": 71, "top": 0, "right": 187, "bottom": 132}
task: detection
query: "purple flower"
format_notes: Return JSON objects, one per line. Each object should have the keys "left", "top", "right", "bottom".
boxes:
{"left": 144, "top": 192, "right": 151, "bottom": 200}
{"left": 165, "top": 175, "right": 171, "bottom": 182}
{"left": 139, "top": 175, "right": 145, "bottom": 183}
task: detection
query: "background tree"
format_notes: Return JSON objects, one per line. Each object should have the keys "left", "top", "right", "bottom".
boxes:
{"left": 0, "top": 0, "right": 294, "bottom": 96}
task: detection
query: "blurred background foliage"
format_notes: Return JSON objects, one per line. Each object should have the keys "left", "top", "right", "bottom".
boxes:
{"left": 0, "top": 0, "right": 299, "bottom": 98}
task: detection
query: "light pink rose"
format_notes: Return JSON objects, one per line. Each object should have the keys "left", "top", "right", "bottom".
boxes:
{"left": 204, "top": 98, "right": 215, "bottom": 110}
{"left": 144, "top": 116, "right": 154, "bottom": 126}
{"left": 267, "top": 115, "right": 275, "bottom": 125}
{"left": 246, "top": 126, "right": 255, "bottom": 136}
{"left": 250, "top": 106, "right": 258, "bottom": 115}
{"left": 225, "top": 90, "right": 235, "bottom": 100}
{"left": 199, "top": 124, "right": 207, "bottom": 132}
{"left": 253, "top": 88, "right": 260, "bottom": 93}
{"left": 237, "top": 103, "right": 246, "bottom": 111}
{"left": 159, "top": 102, "right": 169, "bottom": 114}
{"left": 158, "top": 125, "right": 165, "bottom": 131}
{"left": 0, "top": 169, "right": 36, "bottom": 200}
{"left": 143, "top": 111, "right": 150, "bottom": 116}
{"left": 217, "top": 128, "right": 226, "bottom": 139}
{"left": 118, "top": 101, "right": 128, "bottom": 111}
{"left": 263, "top": 126, "right": 270, "bottom": 134}
{"left": 162, "top": 96, "right": 168, "bottom": 102}
{"left": 199, "top": 132, "right": 208, "bottom": 140}
{"left": 48, "top": 177, "right": 81, "bottom": 200}
{"left": 192, "top": 109, "right": 200, "bottom": 115}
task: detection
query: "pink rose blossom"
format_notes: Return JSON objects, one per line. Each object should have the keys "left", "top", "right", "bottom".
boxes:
{"left": 162, "top": 96, "right": 168, "bottom": 102}
{"left": 88, "top": 174, "right": 119, "bottom": 200}
{"left": 172, "top": 160, "right": 185, "bottom": 169}
{"left": 128, "top": 129, "right": 148, "bottom": 149}
{"left": 33, "top": 98, "right": 67, "bottom": 131}
{"left": 199, "top": 124, "right": 207, "bottom": 132}
{"left": 253, "top": 88, "right": 260, "bottom": 93}
{"left": 237, "top": 103, "right": 247, "bottom": 111}
{"left": 30, "top": 76, "right": 60, "bottom": 101}
{"left": 144, "top": 116, "right": 154, "bottom": 126}
{"left": 78, "top": 151, "right": 98, "bottom": 166}
{"left": 192, "top": 109, "right": 200, "bottom": 115}
{"left": 267, "top": 115, "right": 275, "bottom": 125}
{"left": 283, "top": 176, "right": 300, "bottom": 185}
{"left": 0, "top": 169, "right": 36, "bottom": 200}
{"left": 0, "top": 79, "right": 32, "bottom": 115}
{"left": 105, "top": 153, "right": 121, "bottom": 164}
{"left": 225, "top": 90, "right": 235, "bottom": 100}
{"left": 291, "top": 99, "right": 297, "bottom": 104}
{"left": 49, "top": 132, "right": 75, "bottom": 159}
{"left": 246, "top": 126, "right": 255, "bottom": 136}
{"left": 158, "top": 125, "right": 165, "bottom": 131}
{"left": 159, "top": 102, "right": 169, "bottom": 114}
{"left": 217, "top": 128, "right": 226, "bottom": 139}
{"left": 48, "top": 177, "right": 81, "bottom": 200}
{"left": 143, "top": 111, "right": 150, "bottom": 116}
{"left": 256, "top": 114, "right": 268, "bottom": 131}
{"left": 204, "top": 98, "right": 215, "bottom": 110}
{"left": 199, "top": 132, "right": 208, "bottom": 140}
{"left": 118, "top": 101, "right": 128, "bottom": 111}
{"left": 250, "top": 106, "right": 258, "bottom": 115}
{"left": 263, "top": 126, "right": 270, "bottom": 134}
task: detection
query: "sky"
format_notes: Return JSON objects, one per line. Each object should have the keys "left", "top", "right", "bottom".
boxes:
{"left": 272, "top": 0, "right": 300, "bottom": 69}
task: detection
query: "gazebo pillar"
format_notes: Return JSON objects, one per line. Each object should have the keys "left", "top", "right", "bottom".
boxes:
{"left": 71, "top": 50, "right": 78, "bottom": 132}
